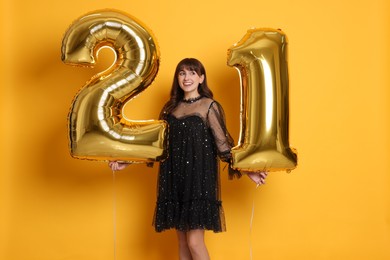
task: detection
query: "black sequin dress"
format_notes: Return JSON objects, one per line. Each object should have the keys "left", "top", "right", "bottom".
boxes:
{"left": 153, "top": 97, "right": 236, "bottom": 233}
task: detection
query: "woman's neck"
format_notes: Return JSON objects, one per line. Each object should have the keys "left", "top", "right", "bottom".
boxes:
{"left": 183, "top": 94, "right": 200, "bottom": 100}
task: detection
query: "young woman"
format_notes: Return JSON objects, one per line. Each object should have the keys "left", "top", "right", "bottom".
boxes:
{"left": 110, "top": 58, "right": 267, "bottom": 260}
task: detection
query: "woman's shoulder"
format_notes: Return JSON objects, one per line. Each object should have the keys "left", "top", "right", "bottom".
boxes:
{"left": 201, "top": 97, "right": 220, "bottom": 107}
{"left": 201, "top": 97, "right": 224, "bottom": 110}
{"left": 200, "top": 98, "right": 226, "bottom": 119}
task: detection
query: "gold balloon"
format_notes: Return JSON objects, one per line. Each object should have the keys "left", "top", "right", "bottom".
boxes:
{"left": 61, "top": 9, "right": 167, "bottom": 163}
{"left": 227, "top": 28, "right": 297, "bottom": 172}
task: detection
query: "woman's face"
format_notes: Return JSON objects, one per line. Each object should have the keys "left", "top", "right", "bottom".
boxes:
{"left": 177, "top": 68, "right": 204, "bottom": 97}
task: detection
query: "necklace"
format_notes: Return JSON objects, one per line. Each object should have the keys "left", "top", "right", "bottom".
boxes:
{"left": 182, "top": 95, "right": 203, "bottom": 104}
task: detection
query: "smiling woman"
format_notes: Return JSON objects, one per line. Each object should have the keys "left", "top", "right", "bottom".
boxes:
{"left": 154, "top": 58, "right": 266, "bottom": 259}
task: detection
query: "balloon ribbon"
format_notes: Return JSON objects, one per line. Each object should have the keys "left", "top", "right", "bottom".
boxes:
{"left": 112, "top": 170, "right": 117, "bottom": 260}
{"left": 249, "top": 184, "right": 259, "bottom": 260}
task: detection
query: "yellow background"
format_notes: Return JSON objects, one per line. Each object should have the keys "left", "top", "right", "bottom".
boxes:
{"left": 1, "top": 0, "right": 389, "bottom": 259}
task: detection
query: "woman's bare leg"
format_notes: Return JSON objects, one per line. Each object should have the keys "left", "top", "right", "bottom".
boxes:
{"left": 177, "top": 230, "right": 192, "bottom": 260}
{"left": 186, "top": 229, "right": 210, "bottom": 260}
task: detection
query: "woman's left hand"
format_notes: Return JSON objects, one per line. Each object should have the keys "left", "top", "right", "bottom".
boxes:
{"left": 246, "top": 171, "right": 268, "bottom": 185}
{"left": 108, "top": 161, "right": 129, "bottom": 171}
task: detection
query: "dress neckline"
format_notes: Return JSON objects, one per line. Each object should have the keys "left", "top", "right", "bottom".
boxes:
{"left": 182, "top": 95, "right": 203, "bottom": 104}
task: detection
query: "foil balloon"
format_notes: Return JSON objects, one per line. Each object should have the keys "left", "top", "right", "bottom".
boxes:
{"left": 227, "top": 28, "right": 297, "bottom": 172}
{"left": 61, "top": 9, "right": 167, "bottom": 163}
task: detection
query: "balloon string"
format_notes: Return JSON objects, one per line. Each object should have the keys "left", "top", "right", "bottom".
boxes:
{"left": 249, "top": 184, "right": 259, "bottom": 260}
{"left": 112, "top": 170, "right": 117, "bottom": 260}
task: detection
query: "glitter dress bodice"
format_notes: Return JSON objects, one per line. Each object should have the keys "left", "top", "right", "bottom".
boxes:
{"left": 153, "top": 97, "right": 234, "bottom": 232}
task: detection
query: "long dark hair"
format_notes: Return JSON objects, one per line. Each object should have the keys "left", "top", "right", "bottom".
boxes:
{"left": 160, "top": 58, "right": 214, "bottom": 119}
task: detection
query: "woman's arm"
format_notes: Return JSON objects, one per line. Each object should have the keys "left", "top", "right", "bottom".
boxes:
{"left": 207, "top": 101, "right": 268, "bottom": 184}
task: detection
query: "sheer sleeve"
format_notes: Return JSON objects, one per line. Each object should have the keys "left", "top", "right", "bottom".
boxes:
{"left": 159, "top": 102, "right": 169, "bottom": 120}
{"left": 207, "top": 101, "right": 241, "bottom": 179}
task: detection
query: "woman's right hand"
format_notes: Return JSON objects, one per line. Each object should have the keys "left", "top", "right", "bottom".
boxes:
{"left": 108, "top": 161, "right": 129, "bottom": 171}
{"left": 245, "top": 171, "right": 268, "bottom": 185}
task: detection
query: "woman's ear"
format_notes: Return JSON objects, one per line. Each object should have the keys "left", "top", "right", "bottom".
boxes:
{"left": 200, "top": 74, "right": 205, "bottom": 84}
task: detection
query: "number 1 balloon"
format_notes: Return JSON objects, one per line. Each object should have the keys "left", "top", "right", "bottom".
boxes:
{"left": 227, "top": 28, "right": 298, "bottom": 172}
{"left": 61, "top": 10, "right": 167, "bottom": 163}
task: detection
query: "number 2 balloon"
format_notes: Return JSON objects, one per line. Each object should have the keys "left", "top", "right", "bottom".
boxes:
{"left": 61, "top": 9, "right": 167, "bottom": 163}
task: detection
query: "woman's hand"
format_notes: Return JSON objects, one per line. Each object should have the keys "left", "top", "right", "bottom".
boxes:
{"left": 108, "top": 161, "right": 129, "bottom": 171}
{"left": 246, "top": 171, "right": 268, "bottom": 185}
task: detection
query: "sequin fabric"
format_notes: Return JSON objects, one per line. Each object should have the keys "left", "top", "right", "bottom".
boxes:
{"left": 153, "top": 97, "right": 235, "bottom": 233}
